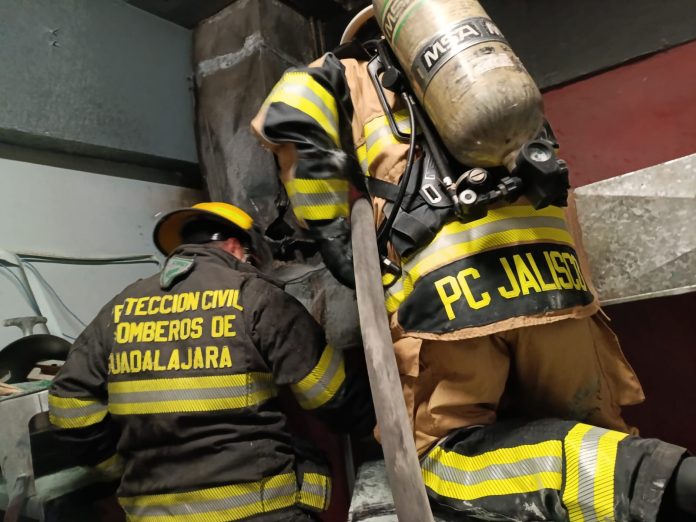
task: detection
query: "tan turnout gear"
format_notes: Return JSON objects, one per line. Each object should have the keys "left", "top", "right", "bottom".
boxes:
{"left": 250, "top": 33, "right": 644, "bottom": 429}
{"left": 249, "top": 25, "right": 672, "bottom": 521}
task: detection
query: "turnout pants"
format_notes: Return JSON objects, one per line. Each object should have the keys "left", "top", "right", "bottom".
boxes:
{"left": 422, "top": 419, "right": 687, "bottom": 522}
{"left": 392, "top": 314, "right": 645, "bottom": 454}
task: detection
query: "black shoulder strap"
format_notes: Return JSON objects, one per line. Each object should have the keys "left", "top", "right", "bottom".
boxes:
{"left": 332, "top": 41, "right": 374, "bottom": 61}
{"left": 365, "top": 176, "right": 400, "bottom": 202}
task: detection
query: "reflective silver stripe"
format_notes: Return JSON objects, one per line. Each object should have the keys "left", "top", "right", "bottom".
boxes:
{"left": 574, "top": 427, "right": 607, "bottom": 521}
{"left": 422, "top": 441, "right": 563, "bottom": 500}
{"left": 264, "top": 72, "right": 339, "bottom": 145}
{"left": 300, "top": 482, "right": 326, "bottom": 500}
{"left": 48, "top": 394, "right": 109, "bottom": 428}
{"left": 383, "top": 212, "right": 571, "bottom": 313}
{"left": 288, "top": 190, "right": 348, "bottom": 209}
{"left": 107, "top": 373, "right": 278, "bottom": 415}
{"left": 422, "top": 455, "right": 562, "bottom": 487}
{"left": 403, "top": 216, "right": 568, "bottom": 273}
{"left": 299, "top": 472, "right": 331, "bottom": 510}
{"left": 365, "top": 118, "right": 412, "bottom": 151}
{"left": 291, "top": 345, "right": 346, "bottom": 409}
{"left": 109, "top": 379, "right": 273, "bottom": 404}
{"left": 385, "top": 278, "right": 404, "bottom": 301}
{"left": 49, "top": 401, "right": 108, "bottom": 418}
{"left": 356, "top": 144, "right": 369, "bottom": 175}
{"left": 298, "top": 347, "right": 342, "bottom": 404}
{"left": 563, "top": 423, "right": 628, "bottom": 522}
{"left": 122, "top": 483, "right": 296, "bottom": 518}
{"left": 360, "top": 159, "right": 369, "bottom": 174}
{"left": 281, "top": 82, "right": 336, "bottom": 127}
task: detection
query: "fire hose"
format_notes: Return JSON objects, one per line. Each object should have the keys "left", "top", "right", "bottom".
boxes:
{"left": 351, "top": 197, "right": 434, "bottom": 522}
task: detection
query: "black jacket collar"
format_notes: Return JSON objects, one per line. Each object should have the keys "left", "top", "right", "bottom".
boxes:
{"left": 169, "top": 244, "right": 282, "bottom": 287}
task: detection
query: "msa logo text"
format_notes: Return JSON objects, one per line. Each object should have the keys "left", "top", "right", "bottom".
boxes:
{"left": 383, "top": 0, "right": 412, "bottom": 41}
{"left": 421, "top": 18, "right": 506, "bottom": 72}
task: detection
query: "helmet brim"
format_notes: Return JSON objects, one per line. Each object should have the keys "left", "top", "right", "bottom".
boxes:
{"left": 153, "top": 208, "right": 250, "bottom": 256}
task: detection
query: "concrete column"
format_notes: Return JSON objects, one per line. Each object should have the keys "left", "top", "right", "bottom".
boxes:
{"left": 193, "top": 0, "right": 317, "bottom": 230}
{"left": 193, "top": 0, "right": 362, "bottom": 350}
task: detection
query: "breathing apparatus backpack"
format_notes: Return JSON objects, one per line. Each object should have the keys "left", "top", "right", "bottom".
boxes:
{"left": 338, "top": 1, "right": 570, "bottom": 267}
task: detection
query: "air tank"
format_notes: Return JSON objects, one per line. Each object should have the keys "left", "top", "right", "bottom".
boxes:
{"left": 372, "top": 0, "right": 544, "bottom": 169}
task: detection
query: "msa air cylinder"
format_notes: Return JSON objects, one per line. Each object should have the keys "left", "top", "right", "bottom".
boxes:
{"left": 372, "top": 0, "right": 544, "bottom": 169}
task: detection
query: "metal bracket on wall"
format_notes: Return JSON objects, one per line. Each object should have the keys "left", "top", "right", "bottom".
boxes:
{"left": 575, "top": 153, "right": 696, "bottom": 306}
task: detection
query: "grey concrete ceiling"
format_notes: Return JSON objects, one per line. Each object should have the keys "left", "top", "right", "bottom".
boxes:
{"left": 122, "top": 0, "right": 366, "bottom": 28}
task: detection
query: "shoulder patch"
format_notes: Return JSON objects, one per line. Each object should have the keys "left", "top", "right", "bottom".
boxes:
{"left": 160, "top": 256, "right": 195, "bottom": 289}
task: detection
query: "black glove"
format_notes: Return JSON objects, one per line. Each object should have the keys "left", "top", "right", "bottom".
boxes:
{"left": 312, "top": 219, "right": 355, "bottom": 289}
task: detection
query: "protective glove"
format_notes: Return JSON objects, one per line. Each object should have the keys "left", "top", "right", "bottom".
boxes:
{"left": 312, "top": 218, "right": 355, "bottom": 289}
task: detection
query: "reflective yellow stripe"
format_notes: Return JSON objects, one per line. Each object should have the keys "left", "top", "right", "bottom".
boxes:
{"left": 48, "top": 394, "right": 99, "bottom": 409}
{"left": 382, "top": 205, "right": 572, "bottom": 313}
{"left": 408, "top": 227, "right": 573, "bottom": 284}
{"left": 49, "top": 409, "right": 108, "bottom": 429}
{"left": 291, "top": 344, "right": 346, "bottom": 410}
{"left": 108, "top": 373, "right": 266, "bottom": 394}
{"left": 300, "top": 491, "right": 326, "bottom": 510}
{"left": 108, "top": 389, "right": 277, "bottom": 415}
{"left": 429, "top": 440, "right": 562, "bottom": 471}
{"left": 563, "top": 424, "right": 627, "bottom": 522}
{"left": 107, "top": 373, "right": 277, "bottom": 415}
{"left": 266, "top": 72, "right": 339, "bottom": 145}
{"left": 120, "top": 472, "right": 297, "bottom": 522}
{"left": 594, "top": 431, "right": 627, "bottom": 521}
{"left": 285, "top": 178, "right": 349, "bottom": 196}
{"left": 382, "top": 272, "right": 397, "bottom": 287}
{"left": 364, "top": 111, "right": 411, "bottom": 166}
{"left": 385, "top": 287, "right": 405, "bottom": 313}
{"left": 304, "top": 472, "right": 330, "bottom": 487}
{"left": 563, "top": 424, "right": 593, "bottom": 522}
{"left": 48, "top": 394, "right": 108, "bottom": 428}
{"left": 363, "top": 110, "right": 410, "bottom": 136}
{"left": 120, "top": 473, "right": 295, "bottom": 506}
{"left": 291, "top": 203, "right": 350, "bottom": 221}
{"left": 299, "top": 472, "right": 332, "bottom": 510}
{"left": 366, "top": 133, "right": 405, "bottom": 166}
{"left": 422, "top": 469, "right": 562, "bottom": 500}
{"left": 356, "top": 143, "right": 369, "bottom": 175}
{"left": 284, "top": 178, "right": 349, "bottom": 222}
{"left": 422, "top": 440, "right": 563, "bottom": 501}
{"left": 405, "top": 206, "right": 567, "bottom": 263}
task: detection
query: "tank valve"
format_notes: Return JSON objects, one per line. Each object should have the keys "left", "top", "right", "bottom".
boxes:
{"left": 514, "top": 140, "right": 570, "bottom": 209}
{"left": 453, "top": 168, "right": 525, "bottom": 220}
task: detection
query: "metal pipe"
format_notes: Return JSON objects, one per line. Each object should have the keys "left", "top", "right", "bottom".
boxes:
{"left": 0, "top": 249, "right": 49, "bottom": 335}
{"left": 350, "top": 198, "right": 434, "bottom": 522}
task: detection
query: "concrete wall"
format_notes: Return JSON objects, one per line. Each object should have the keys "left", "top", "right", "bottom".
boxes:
{"left": 0, "top": 0, "right": 205, "bottom": 352}
{"left": 0, "top": 154, "right": 202, "bottom": 350}
{"left": 0, "top": 0, "right": 197, "bottom": 171}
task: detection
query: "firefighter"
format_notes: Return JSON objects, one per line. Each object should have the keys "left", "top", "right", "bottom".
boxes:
{"left": 47, "top": 202, "right": 375, "bottom": 522}
{"left": 250, "top": 7, "right": 695, "bottom": 521}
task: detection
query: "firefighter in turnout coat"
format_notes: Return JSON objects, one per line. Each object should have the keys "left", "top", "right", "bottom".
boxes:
{"left": 47, "top": 202, "right": 375, "bottom": 522}
{"left": 250, "top": 10, "right": 696, "bottom": 521}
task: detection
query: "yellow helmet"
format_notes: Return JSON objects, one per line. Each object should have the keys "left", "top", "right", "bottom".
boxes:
{"left": 153, "top": 202, "right": 254, "bottom": 256}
